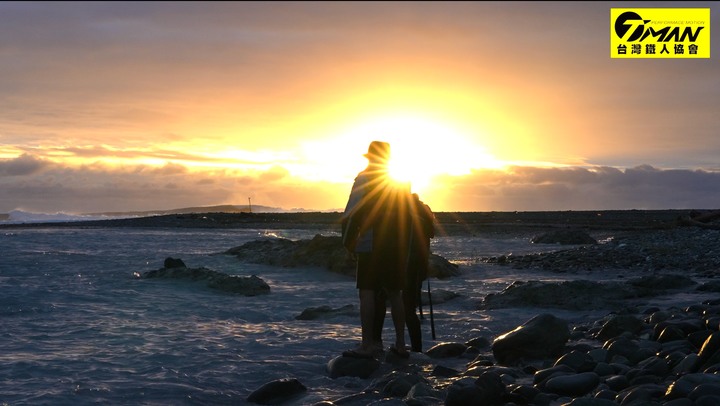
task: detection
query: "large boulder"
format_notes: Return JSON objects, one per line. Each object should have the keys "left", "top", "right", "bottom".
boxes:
{"left": 428, "top": 254, "right": 461, "bottom": 278}
{"left": 445, "top": 372, "right": 506, "bottom": 406}
{"left": 246, "top": 378, "right": 307, "bottom": 405}
{"left": 492, "top": 313, "right": 570, "bottom": 365}
{"left": 327, "top": 354, "right": 381, "bottom": 379}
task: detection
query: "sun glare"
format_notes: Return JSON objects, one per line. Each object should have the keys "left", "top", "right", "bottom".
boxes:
{"left": 332, "top": 114, "right": 503, "bottom": 195}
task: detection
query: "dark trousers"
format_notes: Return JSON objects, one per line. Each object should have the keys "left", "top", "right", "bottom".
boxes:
{"left": 372, "top": 263, "right": 424, "bottom": 352}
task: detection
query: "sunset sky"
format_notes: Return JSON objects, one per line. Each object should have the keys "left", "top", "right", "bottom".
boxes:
{"left": 1, "top": 1, "right": 719, "bottom": 214}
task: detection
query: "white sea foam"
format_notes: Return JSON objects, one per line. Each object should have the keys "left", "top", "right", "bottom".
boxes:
{"left": 2, "top": 209, "right": 136, "bottom": 224}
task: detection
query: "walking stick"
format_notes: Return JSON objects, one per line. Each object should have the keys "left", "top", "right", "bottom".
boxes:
{"left": 406, "top": 218, "right": 424, "bottom": 322}
{"left": 427, "top": 277, "right": 436, "bottom": 340}
{"left": 418, "top": 283, "right": 424, "bottom": 319}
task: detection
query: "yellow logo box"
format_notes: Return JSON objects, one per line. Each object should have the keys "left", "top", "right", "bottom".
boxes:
{"left": 611, "top": 8, "right": 710, "bottom": 58}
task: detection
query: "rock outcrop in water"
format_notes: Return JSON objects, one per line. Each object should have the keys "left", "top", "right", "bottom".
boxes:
{"left": 295, "top": 304, "right": 358, "bottom": 320}
{"left": 225, "top": 234, "right": 461, "bottom": 278}
{"left": 246, "top": 378, "right": 307, "bottom": 405}
{"left": 137, "top": 257, "right": 270, "bottom": 296}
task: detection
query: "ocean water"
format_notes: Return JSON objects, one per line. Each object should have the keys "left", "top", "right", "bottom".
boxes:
{"left": 0, "top": 223, "right": 712, "bottom": 405}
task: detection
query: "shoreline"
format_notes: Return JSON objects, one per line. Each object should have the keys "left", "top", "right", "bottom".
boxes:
{"left": 0, "top": 209, "right": 701, "bottom": 235}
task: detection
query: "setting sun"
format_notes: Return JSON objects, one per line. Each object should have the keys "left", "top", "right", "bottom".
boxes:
{"left": 332, "top": 114, "right": 504, "bottom": 195}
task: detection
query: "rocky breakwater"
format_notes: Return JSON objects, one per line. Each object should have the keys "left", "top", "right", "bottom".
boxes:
{"left": 224, "top": 234, "right": 461, "bottom": 279}
{"left": 134, "top": 257, "right": 270, "bottom": 296}
{"left": 245, "top": 300, "right": 720, "bottom": 405}
{"left": 487, "top": 227, "right": 720, "bottom": 275}
{"left": 243, "top": 227, "right": 720, "bottom": 405}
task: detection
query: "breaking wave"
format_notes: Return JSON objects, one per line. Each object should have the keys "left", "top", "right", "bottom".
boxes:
{"left": 1, "top": 209, "right": 136, "bottom": 224}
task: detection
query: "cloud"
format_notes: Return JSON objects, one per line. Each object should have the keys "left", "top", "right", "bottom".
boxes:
{"left": 0, "top": 159, "right": 345, "bottom": 213}
{"left": 2, "top": 158, "right": 719, "bottom": 214}
{"left": 152, "top": 163, "right": 187, "bottom": 175}
{"left": 432, "top": 165, "right": 720, "bottom": 212}
{"left": 258, "top": 165, "right": 290, "bottom": 182}
{"left": 0, "top": 154, "right": 49, "bottom": 176}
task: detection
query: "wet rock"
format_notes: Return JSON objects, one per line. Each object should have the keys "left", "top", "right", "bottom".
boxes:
{"left": 375, "top": 371, "right": 427, "bottom": 398}
{"left": 506, "top": 384, "right": 540, "bottom": 404}
{"left": 554, "top": 350, "right": 597, "bottom": 373}
{"left": 588, "top": 348, "right": 610, "bottom": 363}
{"left": 657, "top": 325, "right": 688, "bottom": 343}
{"left": 247, "top": 378, "right": 307, "bottom": 405}
{"left": 635, "top": 356, "right": 670, "bottom": 377}
{"left": 327, "top": 354, "right": 381, "bottom": 379}
{"left": 445, "top": 372, "right": 506, "bottom": 406}
{"left": 596, "top": 314, "right": 645, "bottom": 341}
{"left": 420, "top": 288, "right": 461, "bottom": 306}
{"left": 140, "top": 262, "right": 270, "bottom": 296}
{"left": 655, "top": 316, "right": 705, "bottom": 339}
{"left": 664, "top": 373, "right": 720, "bottom": 399}
{"left": 367, "top": 399, "right": 406, "bottom": 405}
{"left": 295, "top": 304, "right": 357, "bottom": 320}
{"left": 672, "top": 354, "right": 700, "bottom": 375}
{"left": 492, "top": 313, "right": 570, "bottom": 365}
{"left": 564, "top": 397, "right": 618, "bottom": 405}
{"left": 206, "top": 274, "right": 270, "bottom": 295}
{"left": 604, "top": 337, "right": 645, "bottom": 364}
{"left": 431, "top": 364, "right": 460, "bottom": 378}
{"left": 663, "top": 399, "right": 694, "bottom": 406}
{"left": 404, "top": 381, "right": 443, "bottom": 404}
{"left": 466, "top": 336, "right": 491, "bottom": 349}
{"left": 480, "top": 280, "right": 643, "bottom": 311}
{"left": 163, "top": 257, "right": 186, "bottom": 268}
{"left": 697, "top": 331, "right": 720, "bottom": 372}
{"left": 605, "top": 374, "right": 630, "bottom": 392}
{"left": 689, "top": 383, "right": 720, "bottom": 401}
{"left": 696, "top": 396, "right": 720, "bottom": 406}
{"left": 428, "top": 254, "right": 461, "bottom": 279}
{"left": 544, "top": 371, "right": 600, "bottom": 397}
{"left": 533, "top": 364, "right": 574, "bottom": 386}
{"left": 593, "top": 362, "right": 615, "bottom": 377}
{"left": 617, "top": 383, "right": 666, "bottom": 405}
{"left": 425, "top": 342, "right": 467, "bottom": 359}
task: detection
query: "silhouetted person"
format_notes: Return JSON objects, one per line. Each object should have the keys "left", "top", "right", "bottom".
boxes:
{"left": 342, "top": 141, "right": 410, "bottom": 358}
{"left": 373, "top": 193, "right": 435, "bottom": 353}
